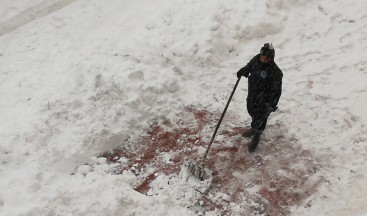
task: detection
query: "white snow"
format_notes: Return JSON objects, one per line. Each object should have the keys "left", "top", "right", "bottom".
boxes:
{"left": 1, "top": 0, "right": 367, "bottom": 215}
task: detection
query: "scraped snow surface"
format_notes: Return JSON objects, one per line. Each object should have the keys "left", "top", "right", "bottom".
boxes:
{"left": 1, "top": 0, "right": 367, "bottom": 215}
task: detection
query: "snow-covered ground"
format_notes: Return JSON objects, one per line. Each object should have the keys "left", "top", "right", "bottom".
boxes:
{"left": 1, "top": 0, "right": 367, "bottom": 215}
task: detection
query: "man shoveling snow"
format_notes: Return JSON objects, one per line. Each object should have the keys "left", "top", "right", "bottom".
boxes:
{"left": 237, "top": 43, "right": 283, "bottom": 152}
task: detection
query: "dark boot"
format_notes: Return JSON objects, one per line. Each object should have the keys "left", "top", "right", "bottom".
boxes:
{"left": 248, "top": 131, "right": 262, "bottom": 153}
{"left": 242, "top": 128, "right": 255, "bottom": 137}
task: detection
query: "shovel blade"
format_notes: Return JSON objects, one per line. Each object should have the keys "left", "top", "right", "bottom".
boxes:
{"left": 185, "top": 161, "right": 211, "bottom": 181}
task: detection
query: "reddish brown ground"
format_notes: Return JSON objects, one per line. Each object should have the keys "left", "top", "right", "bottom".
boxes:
{"left": 105, "top": 107, "right": 323, "bottom": 215}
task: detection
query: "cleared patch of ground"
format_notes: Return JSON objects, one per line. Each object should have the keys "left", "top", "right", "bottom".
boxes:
{"left": 104, "top": 107, "right": 323, "bottom": 215}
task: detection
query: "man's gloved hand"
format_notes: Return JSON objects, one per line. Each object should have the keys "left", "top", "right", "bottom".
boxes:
{"left": 237, "top": 67, "right": 249, "bottom": 78}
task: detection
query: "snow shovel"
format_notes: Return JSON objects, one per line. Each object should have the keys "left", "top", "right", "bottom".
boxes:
{"left": 186, "top": 77, "right": 242, "bottom": 181}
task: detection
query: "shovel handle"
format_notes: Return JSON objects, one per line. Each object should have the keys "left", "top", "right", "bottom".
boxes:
{"left": 203, "top": 77, "right": 241, "bottom": 160}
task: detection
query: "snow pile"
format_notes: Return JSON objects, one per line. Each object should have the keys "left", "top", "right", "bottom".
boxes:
{"left": 1, "top": 0, "right": 367, "bottom": 215}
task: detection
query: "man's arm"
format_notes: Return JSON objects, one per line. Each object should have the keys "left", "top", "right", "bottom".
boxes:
{"left": 237, "top": 54, "right": 259, "bottom": 78}
{"left": 267, "top": 66, "right": 283, "bottom": 109}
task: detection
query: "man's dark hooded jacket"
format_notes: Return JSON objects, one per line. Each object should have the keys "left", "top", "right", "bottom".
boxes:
{"left": 241, "top": 54, "right": 283, "bottom": 118}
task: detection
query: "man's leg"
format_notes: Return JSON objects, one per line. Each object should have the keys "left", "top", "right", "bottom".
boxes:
{"left": 242, "top": 127, "right": 254, "bottom": 137}
{"left": 248, "top": 116, "right": 268, "bottom": 152}
{"left": 248, "top": 130, "right": 262, "bottom": 152}
{"left": 251, "top": 117, "right": 267, "bottom": 131}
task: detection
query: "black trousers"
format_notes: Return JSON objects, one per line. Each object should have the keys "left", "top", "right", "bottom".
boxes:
{"left": 247, "top": 99, "right": 269, "bottom": 131}
{"left": 250, "top": 116, "right": 268, "bottom": 131}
